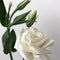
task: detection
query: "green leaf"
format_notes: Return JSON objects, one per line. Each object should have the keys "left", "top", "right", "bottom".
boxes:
{"left": 0, "top": 0, "right": 6, "bottom": 20}
{"left": 10, "top": 11, "right": 31, "bottom": 26}
{"left": 2, "top": 29, "right": 16, "bottom": 54}
{"left": 9, "top": 0, "right": 30, "bottom": 21}
{"left": 0, "top": 0, "right": 7, "bottom": 26}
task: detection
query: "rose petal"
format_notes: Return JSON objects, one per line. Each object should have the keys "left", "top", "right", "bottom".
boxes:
{"left": 39, "top": 54, "right": 51, "bottom": 60}
{"left": 41, "top": 39, "right": 54, "bottom": 48}
{"left": 20, "top": 52, "right": 33, "bottom": 60}
{"left": 14, "top": 36, "right": 21, "bottom": 51}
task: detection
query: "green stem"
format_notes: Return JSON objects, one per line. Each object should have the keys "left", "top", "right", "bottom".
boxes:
{"left": 9, "top": 52, "right": 13, "bottom": 60}
{"left": 23, "top": 58, "right": 24, "bottom": 60}
{"left": 7, "top": 27, "right": 13, "bottom": 60}
{"left": 10, "top": 9, "right": 17, "bottom": 21}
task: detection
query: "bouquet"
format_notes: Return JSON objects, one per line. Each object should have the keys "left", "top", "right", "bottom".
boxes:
{"left": 0, "top": 0, "right": 54, "bottom": 60}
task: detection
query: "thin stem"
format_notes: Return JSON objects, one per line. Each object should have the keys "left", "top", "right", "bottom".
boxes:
{"left": 23, "top": 58, "right": 24, "bottom": 60}
{"left": 7, "top": 27, "right": 13, "bottom": 60}
{"left": 10, "top": 9, "right": 17, "bottom": 21}
{"left": 9, "top": 52, "right": 13, "bottom": 60}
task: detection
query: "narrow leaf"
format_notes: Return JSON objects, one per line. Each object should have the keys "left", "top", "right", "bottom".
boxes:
{"left": 0, "top": 0, "right": 7, "bottom": 26}
{"left": 10, "top": 11, "right": 31, "bottom": 26}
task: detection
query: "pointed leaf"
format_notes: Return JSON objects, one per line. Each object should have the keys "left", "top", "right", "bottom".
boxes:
{"left": 0, "top": 0, "right": 6, "bottom": 20}
{"left": 0, "top": 0, "right": 7, "bottom": 26}
{"left": 10, "top": 11, "right": 31, "bottom": 26}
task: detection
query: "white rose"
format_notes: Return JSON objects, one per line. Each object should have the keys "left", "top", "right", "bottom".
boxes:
{"left": 15, "top": 28, "right": 54, "bottom": 60}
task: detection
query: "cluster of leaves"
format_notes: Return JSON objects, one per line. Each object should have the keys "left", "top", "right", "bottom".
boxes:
{"left": 0, "top": 0, "right": 37, "bottom": 54}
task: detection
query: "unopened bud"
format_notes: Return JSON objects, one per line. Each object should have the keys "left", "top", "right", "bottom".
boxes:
{"left": 17, "top": 0, "right": 30, "bottom": 10}
{"left": 9, "top": 2, "right": 12, "bottom": 10}
{"left": 26, "top": 10, "right": 37, "bottom": 27}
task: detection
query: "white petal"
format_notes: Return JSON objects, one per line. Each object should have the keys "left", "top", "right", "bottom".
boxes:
{"left": 35, "top": 36, "right": 48, "bottom": 47}
{"left": 14, "top": 29, "right": 26, "bottom": 51}
{"left": 39, "top": 54, "right": 51, "bottom": 60}
{"left": 32, "top": 46, "right": 50, "bottom": 55}
{"left": 14, "top": 36, "right": 21, "bottom": 51}
{"left": 41, "top": 39, "right": 54, "bottom": 48}
{"left": 20, "top": 52, "right": 33, "bottom": 60}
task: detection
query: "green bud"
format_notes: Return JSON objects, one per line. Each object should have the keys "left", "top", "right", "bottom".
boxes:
{"left": 9, "top": 2, "right": 12, "bottom": 10}
{"left": 26, "top": 10, "right": 37, "bottom": 27}
{"left": 17, "top": 0, "right": 30, "bottom": 10}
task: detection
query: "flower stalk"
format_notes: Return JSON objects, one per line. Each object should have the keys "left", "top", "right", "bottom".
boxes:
{"left": 7, "top": 27, "right": 13, "bottom": 60}
{"left": 23, "top": 58, "right": 24, "bottom": 60}
{"left": 9, "top": 52, "right": 13, "bottom": 60}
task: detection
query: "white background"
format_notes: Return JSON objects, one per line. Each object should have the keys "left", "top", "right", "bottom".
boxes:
{"left": 0, "top": 0, "right": 60, "bottom": 60}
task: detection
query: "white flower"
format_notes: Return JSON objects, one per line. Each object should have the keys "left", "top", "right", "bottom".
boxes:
{"left": 15, "top": 28, "right": 54, "bottom": 60}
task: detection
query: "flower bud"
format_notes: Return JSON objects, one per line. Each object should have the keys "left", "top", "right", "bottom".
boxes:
{"left": 26, "top": 10, "right": 37, "bottom": 27}
{"left": 9, "top": 2, "right": 12, "bottom": 10}
{"left": 17, "top": 0, "right": 30, "bottom": 10}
